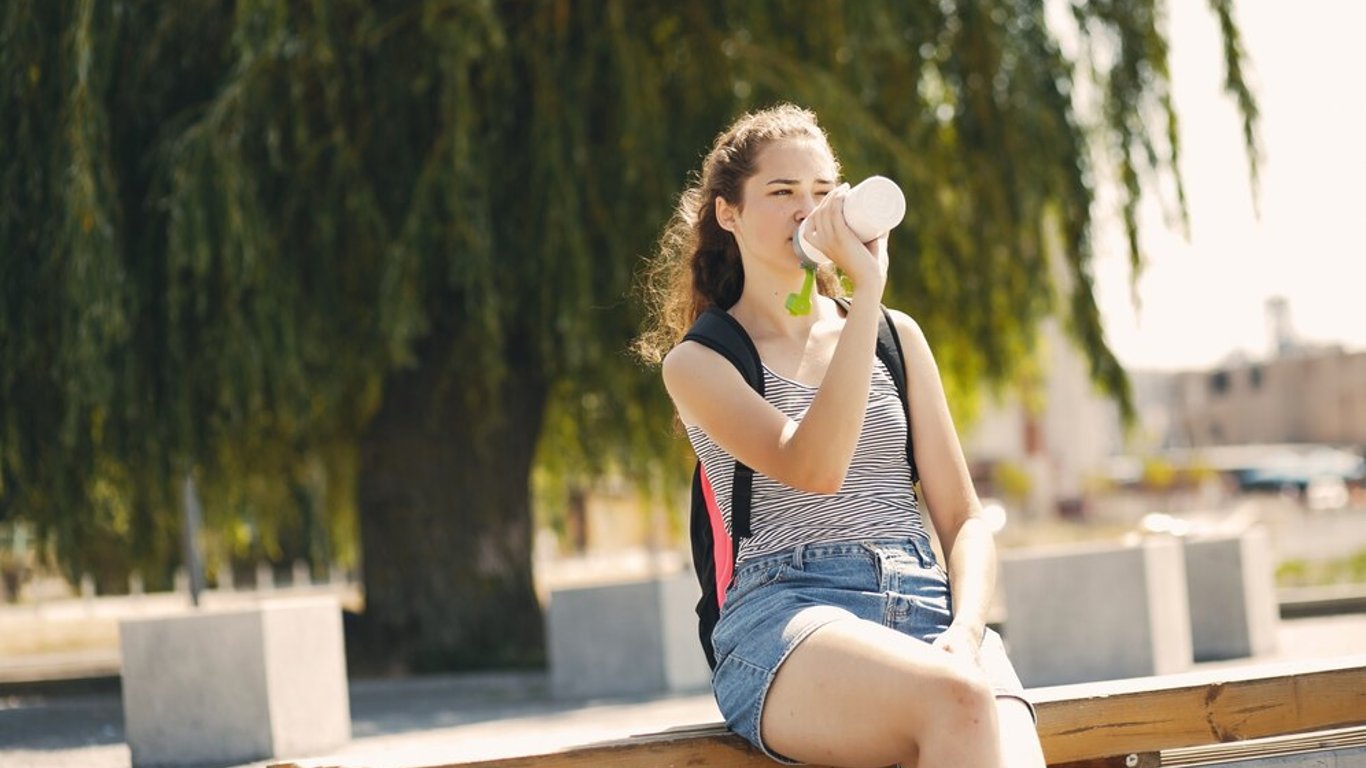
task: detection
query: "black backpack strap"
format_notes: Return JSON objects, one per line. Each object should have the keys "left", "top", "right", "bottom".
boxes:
{"left": 683, "top": 308, "right": 762, "bottom": 541}
{"left": 833, "top": 298, "right": 919, "bottom": 483}
{"left": 875, "top": 306, "right": 919, "bottom": 483}
{"left": 683, "top": 308, "right": 764, "bottom": 394}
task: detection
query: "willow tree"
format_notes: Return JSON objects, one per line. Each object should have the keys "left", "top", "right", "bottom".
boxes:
{"left": 1, "top": 1, "right": 1258, "bottom": 671}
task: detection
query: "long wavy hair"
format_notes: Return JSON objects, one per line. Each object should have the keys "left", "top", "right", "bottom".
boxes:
{"left": 634, "top": 104, "right": 843, "bottom": 365}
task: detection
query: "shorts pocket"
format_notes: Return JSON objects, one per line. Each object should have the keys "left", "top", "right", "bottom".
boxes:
{"left": 727, "top": 559, "right": 789, "bottom": 600}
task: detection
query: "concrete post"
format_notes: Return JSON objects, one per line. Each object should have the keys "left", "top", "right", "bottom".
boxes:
{"left": 119, "top": 596, "right": 350, "bottom": 766}
{"left": 1183, "top": 527, "right": 1279, "bottom": 661}
{"left": 1001, "top": 537, "right": 1193, "bottom": 686}
{"left": 548, "top": 571, "right": 711, "bottom": 698}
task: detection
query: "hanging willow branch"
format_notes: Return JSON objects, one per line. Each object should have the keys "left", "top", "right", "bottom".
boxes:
{"left": 2, "top": 0, "right": 1259, "bottom": 581}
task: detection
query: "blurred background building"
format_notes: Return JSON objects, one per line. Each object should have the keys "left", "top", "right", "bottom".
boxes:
{"left": 961, "top": 298, "right": 1365, "bottom": 524}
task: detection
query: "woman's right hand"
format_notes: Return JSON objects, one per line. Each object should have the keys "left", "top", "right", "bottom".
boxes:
{"left": 800, "top": 183, "right": 888, "bottom": 296}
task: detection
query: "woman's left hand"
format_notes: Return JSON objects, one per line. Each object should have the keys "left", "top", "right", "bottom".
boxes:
{"left": 932, "top": 621, "right": 984, "bottom": 668}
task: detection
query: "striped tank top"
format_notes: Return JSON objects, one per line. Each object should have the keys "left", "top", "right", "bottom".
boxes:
{"left": 685, "top": 356, "right": 926, "bottom": 564}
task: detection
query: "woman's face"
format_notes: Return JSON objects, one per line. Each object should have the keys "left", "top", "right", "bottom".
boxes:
{"left": 718, "top": 137, "right": 839, "bottom": 271}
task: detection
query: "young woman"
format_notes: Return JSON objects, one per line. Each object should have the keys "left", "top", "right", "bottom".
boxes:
{"left": 635, "top": 104, "right": 1045, "bottom": 767}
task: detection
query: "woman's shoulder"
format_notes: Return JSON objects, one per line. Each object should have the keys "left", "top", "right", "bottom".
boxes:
{"left": 881, "top": 307, "right": 937, "bottom": 369}
{"left": 661, "top": 336, "right": 749, "bottom": 393}
{"left": 663, "top": 333, "right": 769, "bottom": 428}
{"left": 880, "top": 306, "right": 924, "bottom": 338}
{"left": 881, "top": 305, "right": 920, "bottom": 331}
{"left": 662, "top": 336, "right": 720, "bottom": 374}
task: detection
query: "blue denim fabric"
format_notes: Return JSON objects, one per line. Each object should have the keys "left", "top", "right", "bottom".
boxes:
{"left": 709, "top": 537, "right": 1031, "bottom": 764}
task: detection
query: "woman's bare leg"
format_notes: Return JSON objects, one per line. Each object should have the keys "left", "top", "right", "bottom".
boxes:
{"left": 997, "top": 697, "right": 1046, "bottom": 768}
{"left": 760, "top": 618, "right": 1002, "bottom": 768}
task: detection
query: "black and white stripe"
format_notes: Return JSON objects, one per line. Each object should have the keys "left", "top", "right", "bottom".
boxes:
{"left": 686, "top": 357, "right": 927, "bottom": 564}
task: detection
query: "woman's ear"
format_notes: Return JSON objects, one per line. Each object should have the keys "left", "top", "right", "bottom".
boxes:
{"left": 715, "top": 196, "right": 738, "bottom": 233}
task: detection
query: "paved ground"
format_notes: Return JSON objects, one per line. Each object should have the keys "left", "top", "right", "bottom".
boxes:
{"left": 0, "top": 670, "right": 723, "bottom": 768}
{"left": 2, "top": 612, "right": 1364, "bottom": 768}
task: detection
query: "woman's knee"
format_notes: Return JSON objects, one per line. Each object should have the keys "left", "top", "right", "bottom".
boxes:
{"left": 862, "top": 655, "right": 995, "bottom": 742}
{"left": 873, "top": 660, "right": 997, "bottom": 760}
{"left": 917, "top": 657, "right": 998, "bottom": 732}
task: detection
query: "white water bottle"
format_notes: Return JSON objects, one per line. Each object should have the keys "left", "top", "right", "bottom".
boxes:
{"left": 792, "top": 175, "right": 906, "bottom": 266}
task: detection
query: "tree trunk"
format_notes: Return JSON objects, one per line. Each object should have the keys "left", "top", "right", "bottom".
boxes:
{"left": 355, "top": 332, "right": 547, "bottom": 674}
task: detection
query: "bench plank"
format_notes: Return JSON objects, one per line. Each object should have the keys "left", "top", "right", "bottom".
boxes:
{"left": 1033, "top": 656, "right": 1366, "bottom": 763}
{"left": 271, "top": 656, "right": 1366, "bottom": 768}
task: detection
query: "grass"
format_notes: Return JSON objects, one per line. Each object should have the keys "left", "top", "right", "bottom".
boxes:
{"left": 1276, "top": 549, "right": 1366, "bottom": 588}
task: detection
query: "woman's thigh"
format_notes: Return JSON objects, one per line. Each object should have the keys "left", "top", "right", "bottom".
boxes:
{"left": 759, "top": 616, "right": 993, "bottom": 768}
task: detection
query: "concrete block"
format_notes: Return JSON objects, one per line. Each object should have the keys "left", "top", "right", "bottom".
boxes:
{"left": 119, "top": 596, "right": 350, "bottom": 767}
{"left": 658, "top": 572, "right": 713, "bottom": 692}
{"left": 1184, "top": 527, "right": 1279, "bottom": 661}
{"left": 1002, "top": 537, "right": 1192, "bottom": 687}
{"left": 548, "top": 571, "right": 711, "bottom": 699}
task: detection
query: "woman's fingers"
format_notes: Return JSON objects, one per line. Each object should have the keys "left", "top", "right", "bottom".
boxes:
{"left": 806, "top": 183, "right": 886, "bottom": 287}
{"left": 806, "top": 187, "right": 847, "bottom": 251}
{"left": 869, "top": 233, "right": 890, "bottom": 279}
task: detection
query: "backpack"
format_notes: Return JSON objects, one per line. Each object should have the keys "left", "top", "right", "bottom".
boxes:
{"left": 683, "top": 299, "right": 918, "bottom": 669}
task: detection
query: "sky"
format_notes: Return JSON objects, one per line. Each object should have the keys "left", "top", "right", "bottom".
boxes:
{"left": 1089, "top": 1, "right": 1366, "bottom": 372}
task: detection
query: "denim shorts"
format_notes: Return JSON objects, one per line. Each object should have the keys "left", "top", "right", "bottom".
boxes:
{"left": 709, "top": 536, "right": 1032, "bottom": 764}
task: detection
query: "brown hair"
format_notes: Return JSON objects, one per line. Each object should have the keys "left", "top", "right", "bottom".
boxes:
{"left": 633, "top": 104, "right": 843, "bottom": 365}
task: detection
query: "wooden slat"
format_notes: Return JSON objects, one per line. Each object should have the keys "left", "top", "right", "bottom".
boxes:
{"left": 1161, "top": 724, "right": 1366, "bottom": 766}
{"left": 271, "top": 656, "right": 1366, "bottom": 768}
{"left": 272, "top": 727, "right": 763, "bottom": 768}
{"left": 1032, "top": 655, "right": 1366, "bottom": 764}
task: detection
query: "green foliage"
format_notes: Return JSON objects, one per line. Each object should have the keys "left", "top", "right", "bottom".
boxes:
{"left": 1276, "top": 550, "right": 1366, "bottom": 588}
{"left": 1141, "top": 456, "right": 1177, "bottom": 490}
{"left": 991, "top": 460, "right": 1033, "bottom": 505}
{"left": 2, "top": 1, "right": 1260, "bottom": 584}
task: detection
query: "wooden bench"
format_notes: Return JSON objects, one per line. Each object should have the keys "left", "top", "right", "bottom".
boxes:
{"left": 273, "top": 655, "right": 1366, "bottom": 768}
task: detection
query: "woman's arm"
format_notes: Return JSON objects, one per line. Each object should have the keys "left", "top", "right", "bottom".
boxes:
{"left": 664, "top": 186, "right": 891, "bottom": 494}
{"left": 663, "top": 294, "right": 884, "bottom": 493}
{"left": 889, "top": 309, "right": 997, "bottom": 657}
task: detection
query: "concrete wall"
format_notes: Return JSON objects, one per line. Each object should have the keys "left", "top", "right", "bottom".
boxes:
{"left": 547, "top": 572, "right": 710, "bottom": 699}
{"left": 1184, "top": 528, "right": 1279, "bottom": 661}
{"left": 119, "top": 596, "right": 349, "bottom": 767}
{"left": 1001, "top": 537, "right": 1192, "bottom": 687}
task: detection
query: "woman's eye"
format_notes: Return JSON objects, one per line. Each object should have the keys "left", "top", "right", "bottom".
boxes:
{"left": 770, "top": 188, "right": 831, "bottom": 197}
